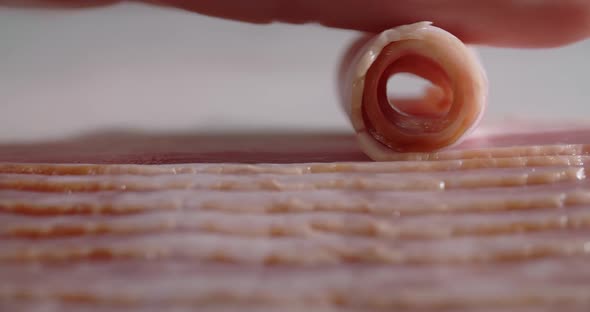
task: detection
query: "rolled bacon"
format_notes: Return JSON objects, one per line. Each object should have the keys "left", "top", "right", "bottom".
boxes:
{"left": 344, "top": 22, "right": 488, "bottom": 160}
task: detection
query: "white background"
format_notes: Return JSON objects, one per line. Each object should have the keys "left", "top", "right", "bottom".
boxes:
{"left": 1, "top": 2, "right": 589, "bottom": 142}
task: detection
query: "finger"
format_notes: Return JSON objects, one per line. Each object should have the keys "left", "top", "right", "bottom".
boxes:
{"left": 156, "top": 0, "right": 590, "bottom": 47}
{"left": 3, "top": 0, "right": 590, "bottom": 47}
{"left": 0, "top": 0, "right": 118, "bottom": 9}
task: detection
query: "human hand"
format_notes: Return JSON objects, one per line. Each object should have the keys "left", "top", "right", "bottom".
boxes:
{"left": 3, "top": 0, "right": 590, "bottom": 47}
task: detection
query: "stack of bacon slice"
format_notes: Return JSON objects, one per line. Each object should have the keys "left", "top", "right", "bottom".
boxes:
{"left": 2, "top": 144, "right": 590, "bottom": 311}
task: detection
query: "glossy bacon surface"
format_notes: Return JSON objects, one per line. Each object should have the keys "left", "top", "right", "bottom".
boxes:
{"left": 344, "top": 22, "right": 487, "bottom": 159}
{"left": 2, "top": 131, "right": 590, "bottom": 311}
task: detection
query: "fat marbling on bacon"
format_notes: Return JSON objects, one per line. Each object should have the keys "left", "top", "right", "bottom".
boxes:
{"left": 344, "top": 22, "right": 487, "bottom": 160}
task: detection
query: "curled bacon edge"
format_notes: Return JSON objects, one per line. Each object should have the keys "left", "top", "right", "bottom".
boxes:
{"left": 342, "top": 22, "right": 488, "bottom": 161}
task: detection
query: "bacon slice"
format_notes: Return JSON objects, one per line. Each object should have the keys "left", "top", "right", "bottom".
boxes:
{"left": 344, "top": 22, "right": 487, "bottom": 160}
{"left": 2, "top": 258, "right": 590, "bottom": 312}
{"left": 0, "top": 167, "right": 584, "bottom": 193}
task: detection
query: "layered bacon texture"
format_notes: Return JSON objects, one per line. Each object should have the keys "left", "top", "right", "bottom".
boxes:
{"left": 344, "top": 22, "right": 487, "bottom": 160}
{"left": 1, "top": 155, "right": 590, "bottom": 311}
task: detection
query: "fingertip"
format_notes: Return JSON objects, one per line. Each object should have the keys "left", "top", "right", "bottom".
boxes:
{"left": 464, "top": 0, "right": 590, "bottom": 48}
{"left": 2, "top": 0, "right": 120, "bottom": 9}
{"left": 545, "top": 0, "right": 590, "bottom": 47}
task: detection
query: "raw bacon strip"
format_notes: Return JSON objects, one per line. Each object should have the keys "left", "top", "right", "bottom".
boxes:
{"left": 0, "top": 298, "right": 590, "bottom": 312}
{"left": 1, "top": 259, "right": 590, "bottom": 310}
{"left": 2, "top": 130, "right": 590, "bottom": 164}
{"left": 3, "top": 182, "right": 590, "bottom": 216}
{"left": 1, "top": 229, "right": 589, "bottom": 264}
{"left": 2, "top": 303, "right": 589, "bottom": 312}
{"left": 1, "top": 155, "right": 587, "bottom": 175}
{"left": 344, "top": 22, "right": 487, "bottom": 159}
{"left": 3, "top": 205, "right": 590, "bottom": 240}
{"left": 4, "top": 259, "right": 590, "bottom": 291}
{"left": 0, "top": 167, "right": 583, "bottom": 192}
{"left": 379, "top": 143, "right": 590, "bottom": 161}
{"left": 2, "top": 122, "right": 590, "bottom": 165}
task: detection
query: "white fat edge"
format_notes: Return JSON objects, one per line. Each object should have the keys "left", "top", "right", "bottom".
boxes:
{"left": 352, "top": 21, "right": 434, "bottom": 80}
{"left": 452, "top": 45, "right": 489, "bottom": 145}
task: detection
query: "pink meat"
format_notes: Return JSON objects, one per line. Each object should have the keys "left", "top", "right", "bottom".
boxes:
{"left": 2, "top": 133, "right": 590, "bottom": 311}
